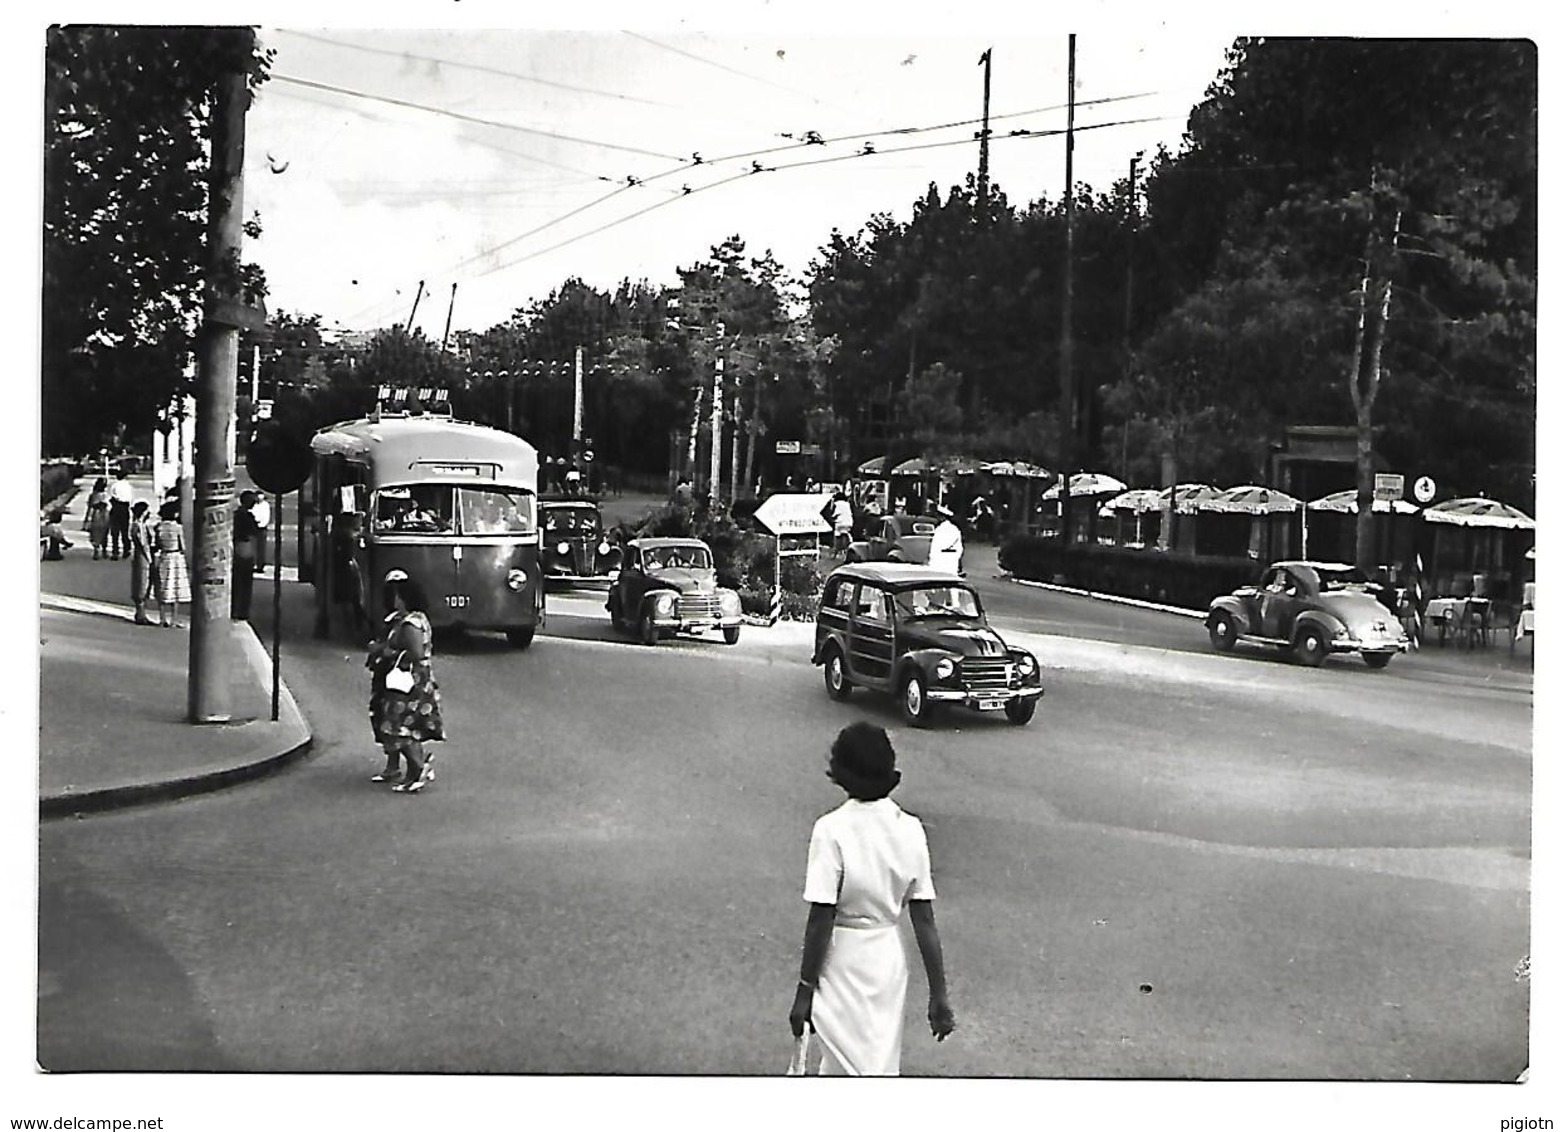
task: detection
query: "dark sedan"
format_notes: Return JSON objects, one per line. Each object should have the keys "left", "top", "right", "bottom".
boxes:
{"left": 813, "top": 562, "right": 1043, "bottom": 726}
{"left": 540, "top": 498, "right": 620, "bottom": 585}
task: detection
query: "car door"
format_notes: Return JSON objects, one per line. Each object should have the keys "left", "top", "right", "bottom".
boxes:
{"left": 617, "top": 545, "right": 648, "bottom": 617}
{"left": 848, "top": 583, "right": 895, "bottom": 686}
{"left": 1259, "top": 566, "right": 1303, "bottom": 639}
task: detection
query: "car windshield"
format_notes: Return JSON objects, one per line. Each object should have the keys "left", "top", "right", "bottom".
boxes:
{"left": 895, "top": 585, "right": 981, "bottom": 620}
{"left": 544, "top": 507, "right": 599, "bottom": 535}
{"left": 644, "top": 545, "right": 710, "bottom": 570}
{"left": 1315, "top": 566, "right": 1372, "bottom": 591}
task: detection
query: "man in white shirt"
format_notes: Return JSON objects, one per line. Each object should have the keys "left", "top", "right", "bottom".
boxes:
{"left": 249, "top": 493, "right": 271, "bottom": 570}
{"left": 928, "top": 505, "right": 964, "bottom": 575}
{"left": 107, "top": 470, "right": 135, "bottom": 560}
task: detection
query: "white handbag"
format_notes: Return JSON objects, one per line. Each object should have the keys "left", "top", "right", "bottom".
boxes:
{"left": 786, "top": 1029, "right": 811, "bottom": 1076}
{"left": 384, "top": 653, "right": 415, "bottom": 693}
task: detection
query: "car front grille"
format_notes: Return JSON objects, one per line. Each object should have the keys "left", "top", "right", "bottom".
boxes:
{"left": 960, "top": 658, "right": 1013, "bottom": 691}
{"left": 677, "top": 593, "right": 720, "bottom": 621}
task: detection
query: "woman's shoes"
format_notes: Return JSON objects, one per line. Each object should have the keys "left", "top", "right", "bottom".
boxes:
{"left": 391, "top": 778, "right": 427, "bottom": 794}
{"left": 370, "top": 770, "right": 399, "bottom": 783}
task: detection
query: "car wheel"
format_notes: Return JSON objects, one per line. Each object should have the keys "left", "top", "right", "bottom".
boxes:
{"left": 1004, "top": 698, "right": 1036, "bottom": 725}
{"left": 1208, "top": 612, "right": 1237, "bottom": 653}
{"left": 505, "top": 626, "right": 535, "bottom": 649}
{"left": 638, "top": 607, "right": 658, "bottom": 647}
{"left": 1363, "top": 652, "right": 1392, "bottom": 670}
{"left": 901, "top": 671, "right": 932, "bottom": 727}
{"left": 823, "top": 644, "right": 852, "bottom": 700}
{"left": 723, "top": 625, "right": 741, "bottom": 645}
{"left": 1294, "top": 625, "right": 1329, "bottom": 667}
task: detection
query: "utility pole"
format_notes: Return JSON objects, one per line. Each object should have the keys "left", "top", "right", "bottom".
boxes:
{"left": 189, "top": 36, "right": 253, "bottom": 723}
{"left": 441, "top": 283, "right": 458, "bottom": 350}
{"left": 977, "top": 48, "right": 993, "bottom": 215}
{"left": 1121, "top": 152, "right": 1141, "bottom": 483}
{"left": 406, "top": 280, "right": 425, "bottom": 331}
{"left": 1058, "top": 33, "right": 1077, "bottom": 551}
{"left": 573, "top": 344, "right": 585, "bottom": 446}
{"left": 709, "top": 322, "right": 725, "bottom": 505}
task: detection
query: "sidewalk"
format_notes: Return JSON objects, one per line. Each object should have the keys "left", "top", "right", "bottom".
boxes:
{"left": 37, "top": 475, "right": 311, "bottom": 818}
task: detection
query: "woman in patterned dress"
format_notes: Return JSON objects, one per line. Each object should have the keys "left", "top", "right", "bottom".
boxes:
{"left": 152, "top": 499, "right": 192, "bottom": 628}
{"left": 84, "top": 478, "right": 111, "bottom": 559}
{"left": 789, "top": 722, "right": 955, "bottom": 1074}
{"left": 365, "top": 569, "right": 446, "bottom": 793}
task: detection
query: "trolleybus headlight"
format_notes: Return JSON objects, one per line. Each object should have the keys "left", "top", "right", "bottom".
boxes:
{"left": 934, "top": 657, "right": 956, "bottom": 681}
{"left": 506, "top": 569, "right": 526, "bottom": 592}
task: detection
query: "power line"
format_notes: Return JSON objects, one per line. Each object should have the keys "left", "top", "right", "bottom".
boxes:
{"left": 275, "top": 29, "right": 689, "bottom": 111}
{"left": 269, "top": 74, "right": 685, "bottom": 163}
{"left": 621, "top": 31, "right": 844, "bottom": 110}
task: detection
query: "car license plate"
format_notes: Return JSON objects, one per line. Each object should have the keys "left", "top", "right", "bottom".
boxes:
{"left": 975, "top": 697, "right": 1006, "bottom": 710}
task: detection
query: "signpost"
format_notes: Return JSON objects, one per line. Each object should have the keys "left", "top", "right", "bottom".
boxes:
{"left": 753, "top": 493, "right": 832, "bottom": 625}
{"left": 1373, "top": 472, "right": 1405, "bottom": 503}
{"left": 246, "top": 423, "right": 313, "bottom": 721}
{"left": 775, "top": 439, "right": 801, "bottom": 455}
{"left": 1412, "top": 475, "right": 1437, "bottom": 504}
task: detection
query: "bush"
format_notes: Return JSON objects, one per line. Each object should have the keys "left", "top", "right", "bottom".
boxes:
{"left": 999, "top": 535, "right": 1262, "bottom": 611}
{"left": 40, "top": 464, "right": 75, "bottom": 507}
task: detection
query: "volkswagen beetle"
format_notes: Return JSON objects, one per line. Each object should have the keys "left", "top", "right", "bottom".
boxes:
{"left": 1206, "top": 560, "right": 1408, "bottom": 668}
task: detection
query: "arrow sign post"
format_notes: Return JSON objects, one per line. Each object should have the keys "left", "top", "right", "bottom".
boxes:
{"left": 753, "top": 494, "right": 832, "bottom": 624}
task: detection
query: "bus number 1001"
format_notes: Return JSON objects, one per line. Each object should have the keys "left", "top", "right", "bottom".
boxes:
{"left": 445, "top": 594, "right": 471, "bottom": 608}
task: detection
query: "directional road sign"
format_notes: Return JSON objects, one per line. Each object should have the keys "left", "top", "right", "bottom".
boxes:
{"left": 753, "top": 492, "right": 832, "bottom": 535}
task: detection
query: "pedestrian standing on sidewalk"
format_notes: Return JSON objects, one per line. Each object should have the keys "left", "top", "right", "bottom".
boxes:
{"left": 152, "top": 499, "right": 192, "bottom": 628}
{"left": 788, "top": 722, "right": 955, "bottom": 1075}
{"left": 107, "top": 469, "right": 134, "bottom": 560}
{"left": 365, "top": 569, "right": 446, "bottom": 793}
{"left": 84, "top": 478, "right": 111, "bottom": 559}
{"left": 231, "top": 491, "right": 261, "bottom": 621}
{"left": 250, "top": 492, "right": 271, "bottom": 572}
{"left": 129, "top": 501, "right": 155, "bottom": 624}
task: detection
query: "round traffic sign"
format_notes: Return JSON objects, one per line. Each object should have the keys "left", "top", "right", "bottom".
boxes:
{"left": 247, "top": 422, "right": 313, "bottom": 494}
{"left": 1412, "top": 475, "right": 1436, "bottom": 504}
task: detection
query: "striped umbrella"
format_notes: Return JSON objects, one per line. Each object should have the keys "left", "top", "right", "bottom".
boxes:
{"left": 856, "top": 456, "right": 887, "bottom": 477}
{"left": 1157, "top": 483, "right": 1222, "bottom": 515}
{"left": 1040, "top": 472, "right": 1128, "bottom": 501}
{"left": 1308, "top": 489, "right": 1418, "bottom": 515}
{"left": 1101, "top": 488, "right": 1164, "bottom": 515}
{"left": 1423, "top": 496, "right": 1535, "bottom": 529}
{"left": 1200, "top": 484, "right": 1302, "bottom": 514}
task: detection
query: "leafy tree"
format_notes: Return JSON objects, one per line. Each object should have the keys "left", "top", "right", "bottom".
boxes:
{"left": 42, "top": 25, "right": 273, "bottom": 455}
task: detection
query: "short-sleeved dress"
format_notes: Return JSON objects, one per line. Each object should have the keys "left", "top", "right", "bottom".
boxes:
{"left": 803, "top": 797, "right": 936, "bottom": 1076}
{"left": 369, "top": 610, "right": 446, "bottom": 745}
{"left": 153, "top": 519, "right": 192, "bottom": 603}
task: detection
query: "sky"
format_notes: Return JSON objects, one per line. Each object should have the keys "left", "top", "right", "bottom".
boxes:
{"left": 242, "top": 23, "right": 1233, "bottom": 339}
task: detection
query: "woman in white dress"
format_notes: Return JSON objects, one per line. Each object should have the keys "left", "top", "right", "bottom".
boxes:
{"left": 789, "top": 722, "right": 955, "bottom": 1074}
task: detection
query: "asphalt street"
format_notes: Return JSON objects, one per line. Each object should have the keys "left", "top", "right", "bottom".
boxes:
{"left": 37, "top": 557, "right": 1531, "bottom": 1079}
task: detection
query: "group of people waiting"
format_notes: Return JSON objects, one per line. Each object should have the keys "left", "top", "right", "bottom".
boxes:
{"left": 42, "top": 472, "right": 193, "bottom": 628}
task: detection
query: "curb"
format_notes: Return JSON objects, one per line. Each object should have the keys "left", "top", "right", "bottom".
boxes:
{"left": 39, "top": 593, "right": 314, "bottom": 820}
{"left": 999, "top": 572, "right": 1207, "bottom": 619}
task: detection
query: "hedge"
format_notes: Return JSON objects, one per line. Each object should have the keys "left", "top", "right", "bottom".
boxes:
{"left": 998, "top": 536, "right": 1263, "bottom": 613}
{"left": 41, "top": 464, "right": 76, "bottom": 509}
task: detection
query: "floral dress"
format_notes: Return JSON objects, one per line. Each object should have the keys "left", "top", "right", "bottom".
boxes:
{"left": 85, "top": 491, "right": 111, "bottom": 551}
{"left": 369, "top": 610, "right": 446, "bottom": 744}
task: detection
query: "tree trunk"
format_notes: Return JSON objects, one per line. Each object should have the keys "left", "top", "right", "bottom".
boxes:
{"left": 1349, "top": 200, "right": 1400, "bottom": 571}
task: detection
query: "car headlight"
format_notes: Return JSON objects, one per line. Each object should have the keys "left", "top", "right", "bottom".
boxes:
{"left": 556, "top": 541, "right": 570, "bottom": 555}
{"left": 653, "top": 592, "right": 676, "bottom": 616}
{"left": 506, "top": 568, "right": 526, "bottom": 592}
{"left": 599, "top": 540, "right": 612, "bottom": 554}
{"left": 1017, "top": 653, "right": 1036, "bottom": 676}
{"left": 934, "top": 657, "right": 956, "bottom": 681}
{"left": 719, "top": 590, "right": 741, "bottom": 615}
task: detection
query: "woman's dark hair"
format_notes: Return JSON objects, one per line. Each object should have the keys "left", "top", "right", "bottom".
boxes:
{"left": 383, "top": 574, "right": 430, "bottom": 615}
{"left": 158, "top": 500, "right": 180, "bottom": 520}
{"left": 828, "top": 721, "right": 901, "bottom": 801}
{"left": 93, "top": 477, "right": 108, "bottom": 492}
{"left": 132, "top": 501, "right": 149, "bottom": 516}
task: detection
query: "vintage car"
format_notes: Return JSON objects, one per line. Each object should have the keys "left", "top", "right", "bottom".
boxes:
{"left": 843, "top": 512, "right": 937, "bottom": 566}
{"left": 813, "top": 562, "right": 1043, "bottom": 726}
{"left": 1206, "top": 560, "right": 1409, "bottom": 668}
{"left": 539, "top": 497, "right": 620, "bottom": 585}
{"left": 606, "top": 536, "right": 743, "bottom": 646}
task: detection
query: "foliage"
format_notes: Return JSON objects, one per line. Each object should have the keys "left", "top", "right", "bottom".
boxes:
{"left": 42, "top": 26, "right": 273, "bottom": 455}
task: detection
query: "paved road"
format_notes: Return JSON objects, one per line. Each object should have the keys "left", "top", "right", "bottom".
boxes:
{"left": 37, "top": 563, "right": 1530, "bottom": 1080}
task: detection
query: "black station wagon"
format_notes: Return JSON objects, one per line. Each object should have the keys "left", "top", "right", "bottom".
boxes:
{"left": 812, "top": 562, "right": 1044, "bottom": 726}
